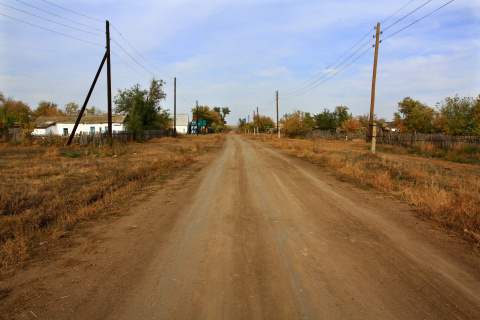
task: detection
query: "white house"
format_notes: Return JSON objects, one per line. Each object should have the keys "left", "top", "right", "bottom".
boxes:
{"left": 170, "top": 114, "right": 189, "bottom": 134}
{"left": 34, "top": 115, "right": 128, "bottom": 136}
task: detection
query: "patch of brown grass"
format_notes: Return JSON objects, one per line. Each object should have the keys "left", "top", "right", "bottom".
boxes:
{"left": 0, "top": 135, "right": 225, "bottom": 269}
{"left": 258, "top": 134, "right": 480, "bottom": 244}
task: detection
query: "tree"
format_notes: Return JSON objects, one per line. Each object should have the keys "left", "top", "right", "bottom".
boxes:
{"left": 0, "top": 95, "right": 34, "bottom": 140}
{"left": 436, "top": 95, "right": 480, "bottom": 135}
{"left": 191, "top": 105, "right": 224, "bottom": 131}
{"left": 253, "top": 114, "right": 275, "bottom": 132}
{"left": 282, "top": 110, "right": 315, "bottom": 138}
{"left": 395, "top": 97, "right": 436, "bottom": 133}
{"left": 341, "top": 117, "right": 361, "bottom": 133}
{"left": 64, "top": 102, "right": 80, "bottom": 116}
{"left": 114, "top": 78, "right": 169, "bottom": 138}
{"left": 221, "top": 107, "right": 231, "bottom": 124}
{"left": 314, "top": 109, "right": 336, "bottom": 131}
{"left": 0, "top": 96, "right": 33, "bottom": 126}
{"left": 333, "top": 106, "right": 351, "bottom": 126}
{"left": 212, "top": 106, "right": 231, "bottom": 124}
{"left": 86, "top": 106, "right": 105, "bottom": 116}
{"left": 33, "top": 101, "right": 64, "bottom": 118}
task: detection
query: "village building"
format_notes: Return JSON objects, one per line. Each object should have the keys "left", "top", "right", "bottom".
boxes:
{"left": 33, "top": 115, "right": 128, "bottom": 136}
{"left": 170, "top": 114, "right": 189, "bottom": 135}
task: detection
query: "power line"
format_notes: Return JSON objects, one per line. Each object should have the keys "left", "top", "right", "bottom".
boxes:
{"left": 39, "top": 0, "right": 103, "bottom": 23}
{"left": 0, "top": 12, "right": 104, "bottom": 47}
{"left": 111, "top": 51, "right": 150, "bottom": 81}
{"left": 381, "top": 0, "right": 416, "bottom": 24}
{"left": 281, "top": 45, "right": 374, "bottom": 100}
{"left": 110, "top": 24, "right": 174, "bottom": 80}
{"left": 111, "top": 38, "right": 158, "bottom": 78}
{"left": 1, "top": 2, "right": 104, "bottom": 36}
{"left": 15, "top": 0, "right": 104, "bottom": 32}
{"left": 282, "top": 27, "right": 374, "bottom": 94}
{"left": 383, "top": 0, "right": 433, "bottom": 32}
{"left": 382, "top": 0, "right": 455, "bottom": 41}
{"left": 282, "top": 36, "right": 374, "bottom": 98}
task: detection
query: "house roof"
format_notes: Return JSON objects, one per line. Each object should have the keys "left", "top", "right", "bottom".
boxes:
{"left": 34, "top": 115, "right": 128, "bottom": 128}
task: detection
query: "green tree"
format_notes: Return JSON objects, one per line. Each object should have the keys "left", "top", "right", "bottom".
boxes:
{"left": 114, "top": 78, "right": 169, "bottom": 138}
{"left": 314, "top": 108, "right": 336, "bottom": 131}
{"left": 395, "top": 97, "right": 436, "bottom": 133}
{"left": 333, "top": 106, "right": 351, "bottom": 126}
{"left": 0, "top": 95, "right": 34, "bottom": 140}
{"left": 191, "top": 105, "right": 225, "bottom": 131}
{"left": 221, "top": 107, "right": 231, "bottom": 124}
{"left": 86, "top": 106, "right": 105, "bottom": 116}
{"left": 436, "top": 95, "right": 480, "bottom": 135}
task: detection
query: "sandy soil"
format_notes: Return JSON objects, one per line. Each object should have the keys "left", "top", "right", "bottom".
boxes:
{"left": 1, "top": 132, "right": 479, "bottom": 319}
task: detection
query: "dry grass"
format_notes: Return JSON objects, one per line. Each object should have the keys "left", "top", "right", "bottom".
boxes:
{"left": 0, "top": 134, "right": 224, "bottom": 269}
{"left": 255, "top": 134, "right": 480, "bottom": 244}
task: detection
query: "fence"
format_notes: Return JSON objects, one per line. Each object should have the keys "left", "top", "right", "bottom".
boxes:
{"left": 305, "top": 129, "right": 366, "bottom": 141}
{"left": 304, "top": 129, "right": 480, "bottom": 152}
{"left": 2, "top": 129, "right": 173, "bottom": 146}
{"left": 377, "top": 132, "right": 480, "bottom": 152}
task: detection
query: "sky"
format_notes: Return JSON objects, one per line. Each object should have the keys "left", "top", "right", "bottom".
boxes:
{"left": 1, "top": 0, "right": 479, "bottom": 125}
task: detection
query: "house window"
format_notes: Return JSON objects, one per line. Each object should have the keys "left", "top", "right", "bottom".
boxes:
{"left": 63, "top": 128, "right": 68, "bottom": 136}
{"left": 90, "top": 127, "right": 95, "bottom": 133}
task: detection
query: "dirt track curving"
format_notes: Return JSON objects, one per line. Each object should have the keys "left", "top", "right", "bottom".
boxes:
{"left": 2, "top": 132, "right": 480, "bottom": 319}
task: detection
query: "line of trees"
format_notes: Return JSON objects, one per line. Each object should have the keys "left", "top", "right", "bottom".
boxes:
{"left": 278, "top": 94, "right": 479, "bottom": 138}
{"left": 394, "top": 95, "right": 480, "bottom": 135}
{"left": 0, "top": 91, "right": 105, "bottom": 140}
{"left": 238, "top": 114, "right": 275, "bottom": 133}
{"left": 1, "top": 78, "right": 173, "bottom": 141}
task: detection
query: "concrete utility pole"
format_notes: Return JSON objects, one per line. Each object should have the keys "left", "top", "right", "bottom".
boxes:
{"left": 368, "top": 22, "right": 381, "bottom": 143}
{"left": 371, "top": 124, "right": 377, "bottom": 154}
{"left": 174, "top": 77, "right": 176, "bottom": 138}
{"left": 106, "top": 20, "right": 112, "bottom": 141}
{"left": 276, "top": 90, "right": 280, "bottom": 139}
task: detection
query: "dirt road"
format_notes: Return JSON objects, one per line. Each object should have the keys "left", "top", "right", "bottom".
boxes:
{"left": 3, "top": 132, "right": 480, "bottom": 319}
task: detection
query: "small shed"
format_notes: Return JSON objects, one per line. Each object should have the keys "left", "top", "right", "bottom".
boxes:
{"left": 170, "top": 114, "right": 189, "bottom": 134}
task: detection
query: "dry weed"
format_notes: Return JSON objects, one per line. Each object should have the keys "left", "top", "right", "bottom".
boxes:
{"left": 260, "top": 135, "right": 480, "bottom": 243}
{"left": 0, "top": 135, "right": 223, "bottom": 269}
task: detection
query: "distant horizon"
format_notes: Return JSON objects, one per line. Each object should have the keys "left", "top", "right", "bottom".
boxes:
{"left": 1, "top": 0, "right": 478, "bottom": 124}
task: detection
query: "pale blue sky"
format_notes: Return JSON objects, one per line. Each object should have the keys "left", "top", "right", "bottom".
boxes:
{"left": 1, "top": 0, "right": 479, "bottom": 124}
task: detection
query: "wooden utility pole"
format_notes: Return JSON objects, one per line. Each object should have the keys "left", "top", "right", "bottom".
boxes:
{"left": 67, "top": 20, "right": 112, "bottom": 146}
{"left": 174, "top": 77, "right": 176, "bottom": 138}
{"left": 276, "top": 90, "right": 280, "bottom": 138}
{"left": 106, "top": 20, "right": 112, "bottom": 141}
{"left": 368, "top": 22, "right": 380, "bottom": 143}
{"left": 257, "top": 106, "right": 259, "bottom": 135}
{"left": 196, "top": 100, "right": 199, "bottom": 136}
